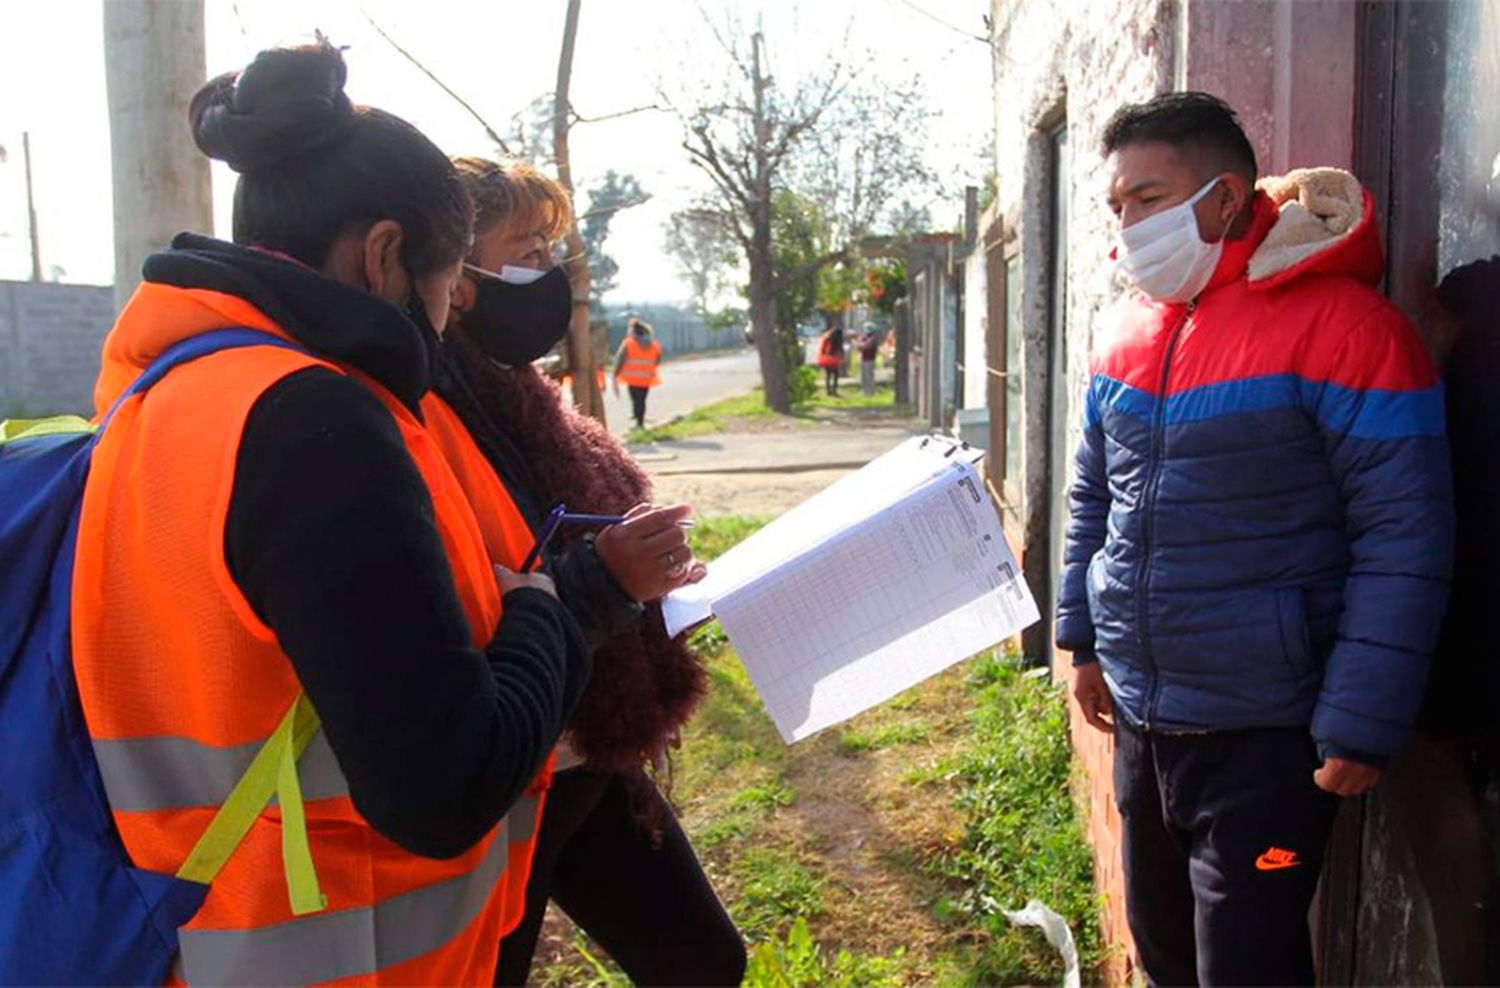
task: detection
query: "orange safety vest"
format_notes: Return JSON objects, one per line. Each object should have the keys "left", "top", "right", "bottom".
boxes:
{"left": 616, "top": 335, "right": 662, "bottom": 388}
{"left": 72, "top": 282, "right": 550, "bottom": 986}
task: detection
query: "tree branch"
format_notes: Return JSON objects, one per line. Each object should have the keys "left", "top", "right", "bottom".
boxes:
{"left": 357, "top": 6, "right": 512, "bottom": 155}
{"left": 685, "top": 130, "right": 751, "bottom": 211}
{"left": 574, "top": 196, "right": 653, "bottom": 222}
{"left": 773, "top": 246, "right": 851, "bottom": 291}
{"left": 569, "top": 103, "right": 670, "bottom": 126}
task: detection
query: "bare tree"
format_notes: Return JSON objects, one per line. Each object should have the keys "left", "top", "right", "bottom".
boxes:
{"left": 664, "top": 207, "right": 737, "bottom": 314}
{"left": 669, "top": 17, "right": 936, "bottom": 412}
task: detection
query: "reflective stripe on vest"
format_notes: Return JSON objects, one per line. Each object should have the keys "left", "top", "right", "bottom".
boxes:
{"left": 174, "top": 795, "right": 541, "bottom": 986}
{"left": 92, "top": 729, "right": 348, "bottom": 812}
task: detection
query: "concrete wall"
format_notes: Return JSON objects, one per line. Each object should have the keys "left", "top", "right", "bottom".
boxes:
{"left": 0, "top": 281, "right": 114, "bottom": 418}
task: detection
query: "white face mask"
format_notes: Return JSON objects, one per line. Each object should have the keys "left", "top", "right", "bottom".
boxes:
{"left": 1116, "top": 177, "right": 1225, "bottom": 303}
{"left": 466, "top": 262, "right": 550, "bottom": 286}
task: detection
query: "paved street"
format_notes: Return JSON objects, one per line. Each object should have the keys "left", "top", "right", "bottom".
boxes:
{"left": 603, "top": 347, "right": 763, "bottom": 437}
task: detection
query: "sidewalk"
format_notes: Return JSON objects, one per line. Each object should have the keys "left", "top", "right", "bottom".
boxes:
{"left": 627, "top": 424, "right": 924, "bottom": 475}
{"left": 630, "top": 406, "right": 929, "bottom": 516}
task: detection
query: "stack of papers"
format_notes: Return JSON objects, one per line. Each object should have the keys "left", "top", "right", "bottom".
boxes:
{"left": 663, "top": 436, "right": 1040, "bottom": 742}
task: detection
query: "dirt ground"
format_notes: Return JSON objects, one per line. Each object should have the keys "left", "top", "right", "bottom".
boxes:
{"left": 650, "top": 467, "right": 855, "bottom": 517}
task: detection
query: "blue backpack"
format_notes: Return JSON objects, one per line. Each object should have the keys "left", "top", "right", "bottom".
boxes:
{"left": 0, "top": 328, "right": 326, "bottom": 984}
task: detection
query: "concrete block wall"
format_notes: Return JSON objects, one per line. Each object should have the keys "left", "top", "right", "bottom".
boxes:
{"left": 0, "top": 281, "right": 115, "bottom": 418}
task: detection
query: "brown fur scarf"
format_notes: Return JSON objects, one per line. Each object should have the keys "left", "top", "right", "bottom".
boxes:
{"left": 443, "top": 328, "right": 707, "bottom": 780}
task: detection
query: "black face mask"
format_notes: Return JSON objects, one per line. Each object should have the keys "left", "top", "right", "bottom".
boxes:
{"left": 459, "top": 265, "right": 573, "bottom": 366}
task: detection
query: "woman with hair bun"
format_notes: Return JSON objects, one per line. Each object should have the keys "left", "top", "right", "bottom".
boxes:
{"left": 69, "top": 42, "right": 587, "bottom": 985}
{"left": 431, "top": 157, "right": 745, "bottom": 987}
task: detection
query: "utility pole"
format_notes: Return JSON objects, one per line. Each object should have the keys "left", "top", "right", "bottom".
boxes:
{"left": 21, "top": 133, "right": 40, "bottom": 282}
{"left": 103, "top": 0, "right": 213, "bottom": 311}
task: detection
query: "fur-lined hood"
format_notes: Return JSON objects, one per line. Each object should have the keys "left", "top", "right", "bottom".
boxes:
{"left": 1247, "top": 167, "right": 1385, "bottom": 289}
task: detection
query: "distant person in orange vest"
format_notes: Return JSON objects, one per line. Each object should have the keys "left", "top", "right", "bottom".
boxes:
{"left": 815, "top": 318, "right": 844, "bottom": 396}
{"left": 69, "top": 42, "right": 589, "bottom": 984}
{"left": 613, "top": 318, "right": 663, "bottom": 430}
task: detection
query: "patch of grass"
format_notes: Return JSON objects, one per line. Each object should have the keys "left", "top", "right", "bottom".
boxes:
{"left": 683, "top": 655, "right": 785, "bottom": 775}
{"left": 532, "top": 930, "right": 630, "bottom": 987}
{"left": 837, "top": 720, "right": 933, "bottom": 754}
{"left": 731, "top": 846, "right": 826, "bottom": 939}
{"left": 744, "top": 917, "right": 908, "bottom": 988}
{"left": 801, "top": 379, "right": 898, "bottom": 412}
{"left": 730, "top": 779, "right": 796, "bottom": 811}
{"left": 931, "top": 650, "right": 1105, "bottom": 984}
{"left": 628, "top": 391, "right": 777, "bottom": 442}
{"left": 625, "top": 380, "right": 902, "bottom": 443}
{"left": 899, "top": 754, "right": 965, "bottom": 787}
{"left": 695, "top": 805, "right": 767, "bottom": 851}
{"left": 688, "top": 514, "right": 772, "bottom": 562}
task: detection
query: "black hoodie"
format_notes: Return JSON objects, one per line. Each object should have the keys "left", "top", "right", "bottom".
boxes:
{"left": 145, "top": 234, "right": 590, "bottom": 859}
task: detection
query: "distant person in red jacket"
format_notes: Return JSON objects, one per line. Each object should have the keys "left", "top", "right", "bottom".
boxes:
{"left": 856, "top": 323, "right": 880, "bottom": 396}
{"left": 816, "top": 319, "right": 844, "bottom": 396}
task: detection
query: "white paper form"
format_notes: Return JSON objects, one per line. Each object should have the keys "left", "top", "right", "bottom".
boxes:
{"left": 661, "top": 437, "right": 957, "bottom": 637}
{"left": 665, "top": 437, "right": 1039, "bottom": 742}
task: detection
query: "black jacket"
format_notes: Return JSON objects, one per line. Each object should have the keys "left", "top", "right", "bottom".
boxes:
{"left": 144, "top": 234, "right": 590, "bottom": 858}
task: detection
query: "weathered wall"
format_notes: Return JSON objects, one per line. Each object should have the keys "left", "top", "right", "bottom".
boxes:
{"left": 0, "top": 281, "right": 113, "bottom": 417}
{"left": 960, "top": 247, "right": 988, "bottom": 410}
{"left": 987, "top": 0, "right": 1176, "bottom": 978}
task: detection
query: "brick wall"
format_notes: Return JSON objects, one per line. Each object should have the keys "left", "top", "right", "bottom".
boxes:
{"left": 0, "top": 281, "right": 115, "bottom": 418}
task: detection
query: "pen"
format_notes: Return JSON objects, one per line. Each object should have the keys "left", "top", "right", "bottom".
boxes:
{"left": 558, "top": 512, "right": 630, "bottom": 526}
{"left": 520, "top": 504, "right": 568, "bottom": 573}
{"left": 519, "top": 506, "right": 697, "bottom": 574}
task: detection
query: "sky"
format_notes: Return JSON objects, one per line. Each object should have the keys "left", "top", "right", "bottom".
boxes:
{"left": 0, "top": 0, "right": 993, "bottom": 303}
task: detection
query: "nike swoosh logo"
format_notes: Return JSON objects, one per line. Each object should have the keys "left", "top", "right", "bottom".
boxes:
{"left": 1255, "top": 851, "right": 1301, "bottom": 871}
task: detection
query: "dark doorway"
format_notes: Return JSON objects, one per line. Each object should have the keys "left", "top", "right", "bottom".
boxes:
{"left": 1043, "top": 122, "right": 1070, "bottom": 666}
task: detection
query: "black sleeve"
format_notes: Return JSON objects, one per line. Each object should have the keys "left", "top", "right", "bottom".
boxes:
{"left": 550, "top": 534, "right": 644, "bottom": 650}
{"left": 225, "top": 368, "right": 590, "bottom": 859}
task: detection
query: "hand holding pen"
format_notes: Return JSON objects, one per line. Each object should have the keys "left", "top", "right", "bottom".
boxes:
{"left": 499, "top": 502, "right": 704, "bottom": 604}
{"left": 594, "top": 503, "right": 706, "bottom": 602}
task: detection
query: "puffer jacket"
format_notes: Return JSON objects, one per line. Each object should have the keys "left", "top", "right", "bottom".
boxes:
{"left": 1056, "top": 168, "right": 1453, "bottom": 758}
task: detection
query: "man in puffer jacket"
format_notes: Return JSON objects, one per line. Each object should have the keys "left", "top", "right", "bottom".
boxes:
{"left": 1059, "top": 92, "right": 1453, "bottom": 985}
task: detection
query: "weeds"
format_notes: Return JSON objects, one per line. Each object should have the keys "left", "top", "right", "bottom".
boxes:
{"left": 731, "top": 847, "right": 826, "bottom": 939}
{"left": 837, "top": 721, "right": 932, "bottom": 754}
{"left": 744, "top": 917, "right": 908, "bottom": 988}
{"left": 932, "top": 651, "right": 1104, "bottom": 983}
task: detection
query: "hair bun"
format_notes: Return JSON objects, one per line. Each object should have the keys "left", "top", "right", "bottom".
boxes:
{"left": 190, "top": 42, "right": 355, "bottom": 174}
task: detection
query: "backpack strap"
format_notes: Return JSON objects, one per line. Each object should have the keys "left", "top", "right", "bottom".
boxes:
{"left": 0, "top": 416, "right": 96, "bottom": 443}
{"left": 100, "top": 328, "right": 308, "bottom": 429}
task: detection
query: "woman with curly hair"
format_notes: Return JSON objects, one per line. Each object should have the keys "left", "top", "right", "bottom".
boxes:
{"left": 432, "top": 157, "right": 746, "bottom": 987}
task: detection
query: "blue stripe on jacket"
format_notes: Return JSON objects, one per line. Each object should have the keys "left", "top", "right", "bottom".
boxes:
{"left": 1086, "top": 372, "right": 1445, "bottom": 440}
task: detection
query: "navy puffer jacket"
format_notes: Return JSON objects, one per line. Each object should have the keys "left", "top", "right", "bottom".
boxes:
{"left": 1057, "top": 169, "right": 1453, "bottom": 757}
